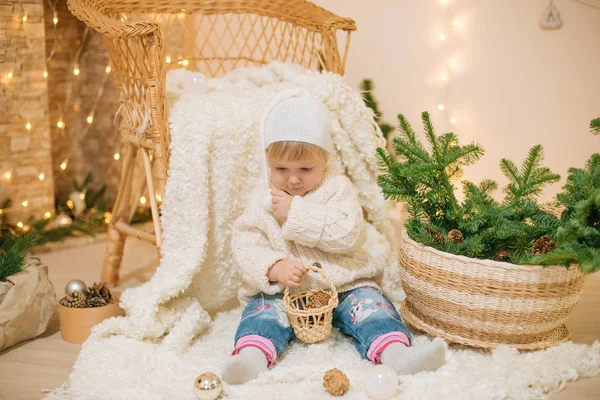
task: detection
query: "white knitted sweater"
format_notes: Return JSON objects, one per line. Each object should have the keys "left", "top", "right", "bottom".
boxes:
{"left": 233, "top": 172, "right": 383, "bottom": 303}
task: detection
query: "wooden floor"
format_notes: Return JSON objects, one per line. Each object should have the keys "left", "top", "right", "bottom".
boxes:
{"left": 0, "top": 237, "right": 598, "bottom": 399}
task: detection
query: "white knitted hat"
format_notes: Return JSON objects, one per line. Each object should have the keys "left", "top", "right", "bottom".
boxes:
{"left": 260, "top": 88, "right": 333, "bottom": 154}
{"left": 259, "top": 88, "right": 332, "bottom": 209}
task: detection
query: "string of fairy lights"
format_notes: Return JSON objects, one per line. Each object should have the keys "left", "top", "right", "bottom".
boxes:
{"left": 2, "top": 1, "right": 118, "bottom": 229}
{"left": 437, "top": 0, "right": 462, "bottom": 127}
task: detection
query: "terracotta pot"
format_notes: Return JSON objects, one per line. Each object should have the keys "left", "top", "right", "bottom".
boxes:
{"left": 58, "top": 294, "right": 125, "bottom": 344}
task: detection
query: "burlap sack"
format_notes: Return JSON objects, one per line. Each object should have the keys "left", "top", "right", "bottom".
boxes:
{"left": 0, "top": 256, "right": 57, "bottom": 351}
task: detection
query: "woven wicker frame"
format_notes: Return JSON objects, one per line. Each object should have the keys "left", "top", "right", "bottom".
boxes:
{"left": 66, "top": 0, "right": 356, "bottom": 286}
{"left": 284, "top": 264, "right": 339, "bottom": 344}
{"left": 398, "top": 229, "right": 586, "bottom": 350}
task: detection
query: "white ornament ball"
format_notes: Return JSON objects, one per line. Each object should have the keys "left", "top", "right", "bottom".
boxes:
{"left": 65, "top": 279, "right": 87, "bottom": 295}
{"left": 56, "top": 213, "right": 73, "bottom": 227}
{"left": 194, "top": 372, "right": 222, "bottom": 400}
{"left": 364, "top": 365, "right": 399, "bottom": 400}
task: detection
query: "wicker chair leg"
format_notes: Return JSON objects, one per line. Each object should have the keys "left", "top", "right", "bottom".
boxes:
{"left": 101, "top": 225, "right": 126, "bottom": 286}
{"left": 100, "top": 142, "right": 138, "bottom": 286}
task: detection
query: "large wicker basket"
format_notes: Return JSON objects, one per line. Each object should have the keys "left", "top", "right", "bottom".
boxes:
{"left": 398, "top": 229, "right": 586, "bottom": 350}
{"left": 284, "top": 263, "right": 339, "bottom": 344}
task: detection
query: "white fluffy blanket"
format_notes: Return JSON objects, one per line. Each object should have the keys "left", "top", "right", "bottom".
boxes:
{"left": 44, "top": 63, "right": 600, "bottom": 399}
{"left": 45, "top": 307, "right": 600, "bottom": 399}
{"left": 93, "top": 62, "right": 401, "bottom": 353}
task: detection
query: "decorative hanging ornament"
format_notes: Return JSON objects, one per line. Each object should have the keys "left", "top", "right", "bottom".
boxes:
{"left": 65, "top": 279, "right": 87, "bottom": 295}
{"left": 55, "top": 213, "right": 73, "bottom": 227}
{"left": 364, "top": 365, "right": 399, "bottom": 400}
{"left": 69, "top": 191, "right": 86, "bottom": 216}
{"left": 539, "top": 0, "right": 563, "bottom": 30}
{"left": 194, "top": 373, "right": 223, "bottom": 400}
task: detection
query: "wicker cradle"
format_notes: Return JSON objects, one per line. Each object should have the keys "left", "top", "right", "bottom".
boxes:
{"left": 66, "top": 0, "right": 356, "bottom": 286}
{"left": 398, "top": 229, "right": 586, "bottom": 350}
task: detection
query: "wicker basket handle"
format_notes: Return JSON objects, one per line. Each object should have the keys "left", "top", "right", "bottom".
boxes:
{"left": 283, "top": 262, "right": 338, "bottom": 299}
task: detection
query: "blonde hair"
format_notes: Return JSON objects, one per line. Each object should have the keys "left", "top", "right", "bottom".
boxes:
{"left": 266, "top": 141, "right": 328, "bottom": 164}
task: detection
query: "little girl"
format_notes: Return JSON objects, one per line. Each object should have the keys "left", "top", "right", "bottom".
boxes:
{"left": 223, "top": 88, "right": 446, "bottom": 384}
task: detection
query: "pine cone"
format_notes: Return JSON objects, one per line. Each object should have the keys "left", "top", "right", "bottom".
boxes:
{"left": 307, "top": 290, "right": 331, "bottom": 309}
{"left": 87, "top": 296, "right": 108, "bottom": 307}
{"left": 60, "top": 290, "right": 87, "bottom": 308}
{"left": 495, "top": 249, "right": 511, "bottom": 261}
{"left": 532, "top": 235, "right": 556, "bottom": 256}
{"left": 447, "top": 229, "right": 464, "bottom": 244}
{"left": 422, "top": 226, "right": 444, "bottom": 243}
{"left": 323, "top": 368, "right": 349, "bottom": 396}
{"left": 88, "top": 282, "right": 112, "bottom": 303}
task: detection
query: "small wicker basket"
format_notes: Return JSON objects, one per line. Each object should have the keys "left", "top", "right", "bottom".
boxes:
{"left": 284, "top": 263, "right": 339, "bottom": 344}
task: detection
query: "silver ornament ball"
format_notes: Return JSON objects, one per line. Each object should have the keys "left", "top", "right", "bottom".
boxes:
{"left": 65, "top": 279, "right": 87, "bottom": 295}
{"left": 194, "top": 372, "right": 222, "bottom": 400}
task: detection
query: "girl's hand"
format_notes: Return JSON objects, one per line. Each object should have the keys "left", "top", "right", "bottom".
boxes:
{"left": 271, "top": 190, "right": 293, "bottom": 221}
{"left": 267, "top": 259, "right": 307, "bottom": 288}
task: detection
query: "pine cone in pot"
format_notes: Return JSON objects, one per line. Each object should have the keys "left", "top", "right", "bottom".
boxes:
{"left": 88, "top": 282, "right": 113, "bottom": 303}
{"left": 60, "top": 290, "right": 87, "bottom": 308}
{"left": 87, "top": 296, "right": 108, "bottom": 307}
{"left": 532, "top": 235, "right": 556, "bottom": 256}
{"left": 447, "top": 229, "right": 464, "bottom": 244}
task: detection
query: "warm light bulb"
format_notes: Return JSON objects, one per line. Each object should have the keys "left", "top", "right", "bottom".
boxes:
{"left": 26, "top": 122, "right": 31, "bottom": 131}
{"left": 140, "top": 196, "right": 147, "bottom": 204}
{"left": 22, "top": 15, "right": 27, "bottom": 22}
{"left": 439, "top": 34, "right": 446, "bottom": 41}
{"left": 179, "top": 59, "right": 189, "bottom": 66}
{"left": 7, "top": 72, "right": 13, "bottom": 79}
{"left": 57, "top": 120, "right": 64, "bottom": 129}
{"left": 166, "top": 56, "right": 172, "bottom": 64}
{"left": 66, "top": 200, "right": 74, "bottom": 209}
{"left": 156, "top": 193, "right": 162, "bottom": 202}
{"left": 438, "top": 104, "right": 445, "bottom": 111}
{"left": 87, "top": 115, "right": 94, "bottom": 124}
{"left": 43, "top": 70, "right": 48, "bottom": 78}
{"left": 73, "top": 67, "right": 80, "bottom": 76}
{"left": 451, "top": 117, "right": 457, "bottom": 124}
{"left": 44, "top": 211, "right": 51, "bottom": 219}
{"left": 39, "top": 172, "right": 45, "bottom": 180}
{"left": 113, "top": 153, "right": 120, "bottom": 160}
{"left": 441, "top": 74, "right": 448, "bottom": 82}
{"left": 105, "top": 66, "right": 111, "bottom": 74}
{"left": 452, "top": 20, "right": 461, "bottom": 28}
{"left": 22, "top": 201, "right": 28, "bottom": 207}
{"left": 3, "top": 171, "right": 11, "bottom": 180}
{"left": 178, "top": 13, "right": 186, "bottom": 19}
{"left": 17, "top": 222, "right": 24, "bottom": 228}
{"left": 450, "top": 58, "right": 458, "bottom": 69}
{"left": 60, "top": 160, "right": 67, "bottom": 170}
{"left": 53, "top": 12, "right": 58, "bottom": 25}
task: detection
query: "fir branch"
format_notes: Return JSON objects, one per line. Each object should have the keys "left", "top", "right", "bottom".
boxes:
{"left": 591, "top": 117, "right": 600, "bottom": 135}
{"left": 360, "top": 79, "right": 395, "bottom": 139}
{"left": 501, "top": 145, "right": 560, "bottom": 204}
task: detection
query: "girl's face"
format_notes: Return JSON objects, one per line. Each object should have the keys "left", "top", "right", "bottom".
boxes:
{"left": 268, "top": 157, "right": 326, "bottom": 197}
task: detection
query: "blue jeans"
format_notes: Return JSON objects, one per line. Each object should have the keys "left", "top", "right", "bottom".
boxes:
{"left": 233, "top": 286, "right": 411, "bottom": 365}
